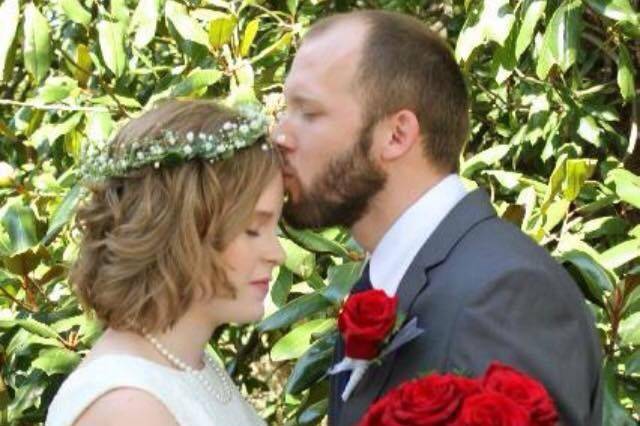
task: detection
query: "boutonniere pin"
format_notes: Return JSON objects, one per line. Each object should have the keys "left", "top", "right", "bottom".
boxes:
{"left": 328, "top": 289, "right": 424, "bottom": 401}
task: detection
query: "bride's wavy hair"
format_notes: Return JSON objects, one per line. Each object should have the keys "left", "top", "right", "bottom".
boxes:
{"left": 70, "top": 99, "right": 281, "bottom": 333}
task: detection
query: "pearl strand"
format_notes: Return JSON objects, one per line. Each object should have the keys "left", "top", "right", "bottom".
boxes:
{"left": 143, "top": 332, "right": 233, "bottom": 404}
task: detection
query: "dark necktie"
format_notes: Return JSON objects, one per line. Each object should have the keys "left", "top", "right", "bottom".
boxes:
{"left": 336, "top": 264, "right": 372, "bottom": 398}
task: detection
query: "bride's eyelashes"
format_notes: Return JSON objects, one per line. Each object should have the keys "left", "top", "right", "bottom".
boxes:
{"left": 245, "top": 229, "right": 260, "bottom": 237}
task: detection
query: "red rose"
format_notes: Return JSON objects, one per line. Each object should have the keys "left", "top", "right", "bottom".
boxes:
{"left": 482, "top": 362, "right": 558, "bottom": 426}
{"left": 358, "top": 374, "right": 482, "bottom": 426}
{"left": 455, "top": 392, "right": 531, "bottom": 426}
{"left": 338, "top": 289, "right": 398, "bottom": 359}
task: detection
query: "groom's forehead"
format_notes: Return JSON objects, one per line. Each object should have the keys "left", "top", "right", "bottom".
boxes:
{"left": 285, "top": 33, "right": 364, "bottom": 92}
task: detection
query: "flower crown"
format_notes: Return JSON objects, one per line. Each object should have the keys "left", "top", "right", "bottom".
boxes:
{"left": 80, "top": 105, "right": 271, "bottom": 180}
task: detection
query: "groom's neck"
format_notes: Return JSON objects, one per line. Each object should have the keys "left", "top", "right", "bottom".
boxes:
{"left": 351, "top": 169, "right": 448, "bottom": 253}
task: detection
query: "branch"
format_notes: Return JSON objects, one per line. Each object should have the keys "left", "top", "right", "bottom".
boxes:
{"left": 56, "top": 48, "right": 131, "bottom": 118}
{"left": 0, "top": 99, "right": 109, "bottom": 112}
{"left": 0, "top": 287, "right": 35, "bottom": 313}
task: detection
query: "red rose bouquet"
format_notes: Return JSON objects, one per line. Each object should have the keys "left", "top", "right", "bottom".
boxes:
{"left": 359, "top": 361, "right": 559, "bottom": 426}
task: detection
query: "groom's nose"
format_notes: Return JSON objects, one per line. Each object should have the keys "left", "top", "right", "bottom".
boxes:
{"left": 272, "top": 119, "right": 295, "bottom": 153}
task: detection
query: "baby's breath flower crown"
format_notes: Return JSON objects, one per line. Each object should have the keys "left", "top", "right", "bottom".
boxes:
{"left": 80, "top": 105, "right": 270, "bottom": 181}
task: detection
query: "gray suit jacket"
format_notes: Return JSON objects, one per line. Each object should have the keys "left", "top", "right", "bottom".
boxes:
{"left": 329, "top": 189, "right": 602, "bottom": 426}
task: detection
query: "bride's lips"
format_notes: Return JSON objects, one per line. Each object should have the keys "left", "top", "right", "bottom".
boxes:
{"left": 250, "top": 278, "right": 270, "bottom": 296}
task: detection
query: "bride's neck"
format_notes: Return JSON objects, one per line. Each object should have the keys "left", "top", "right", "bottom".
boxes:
{"left": 98, "top": 305, "right": 220, "bottom": 371}
{"left": 147, "top": 307, "right": 220, "bottom": 369}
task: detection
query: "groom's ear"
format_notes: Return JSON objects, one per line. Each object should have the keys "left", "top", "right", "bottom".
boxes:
{"left": 378, "top": 109, "right": 421, "bottom": 162}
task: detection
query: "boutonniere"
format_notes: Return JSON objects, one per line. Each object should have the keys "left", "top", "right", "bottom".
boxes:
{"left": 328, "top": 289, "right": 424, "bottom": 401}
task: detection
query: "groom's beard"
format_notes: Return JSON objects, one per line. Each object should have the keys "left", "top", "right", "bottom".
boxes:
{"left": 282, "top": 124, "right": 387, "bottom": 229}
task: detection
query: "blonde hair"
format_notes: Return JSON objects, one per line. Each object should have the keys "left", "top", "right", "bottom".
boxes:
{"left": 71, "top": 100, "right": 281, "bottom": 333}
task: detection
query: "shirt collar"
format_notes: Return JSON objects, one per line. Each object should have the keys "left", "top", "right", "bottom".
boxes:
{"left": 369, "top": 174, "right": 467, "bottom": 295}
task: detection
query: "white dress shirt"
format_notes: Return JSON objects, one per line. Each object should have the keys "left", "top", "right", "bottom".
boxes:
{"left": 369, "top": 174, "right": 467, "bottom": 296}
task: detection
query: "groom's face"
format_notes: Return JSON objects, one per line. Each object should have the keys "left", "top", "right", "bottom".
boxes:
{"left": 276, "top": 22, "right": 386, "bottom": 229}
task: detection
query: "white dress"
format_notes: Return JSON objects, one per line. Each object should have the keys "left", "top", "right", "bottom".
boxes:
{"left": 45, "top": 354, "right": 266, "bottom": 426}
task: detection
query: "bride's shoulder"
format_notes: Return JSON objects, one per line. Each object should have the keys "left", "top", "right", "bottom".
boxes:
{"left": 74, "top": 387, "right": 178, "bottom": 426}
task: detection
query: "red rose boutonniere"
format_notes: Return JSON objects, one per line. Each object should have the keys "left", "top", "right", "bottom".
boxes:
{"left": 329, "top": 289, "right": 424, "bottom": 401}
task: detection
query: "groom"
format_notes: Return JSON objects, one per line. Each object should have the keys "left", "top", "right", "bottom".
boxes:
{"left": 274, "top": 10, "right": 602, "bottom": 426}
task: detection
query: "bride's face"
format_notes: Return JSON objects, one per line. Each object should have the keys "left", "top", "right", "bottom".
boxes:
{"left": 209, "top": 175, "right": 286, "bottom": 324}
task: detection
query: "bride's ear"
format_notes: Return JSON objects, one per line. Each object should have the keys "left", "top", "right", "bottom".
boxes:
{"left": 377, "top": 109, "right": 421, "bottom": 162}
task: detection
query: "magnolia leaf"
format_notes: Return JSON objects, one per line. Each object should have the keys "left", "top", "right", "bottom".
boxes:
{"left": 24, "top": 4, "right": 52, "bottom": 83}
{"left": 617, "top": 43, "right": 636, "bottom": 102}
{"left": 60, "top": 0, "right": 92, "bottom": 25}
{"left": 455, "top": 0, "right": 515, "bottom": 61}
{"left": 271, "top": 319, "right": 335, "bottom": 362}
{"left": 240, "top": 18, "right": 260, "bottom": 57}
{"left": 516, "top": 0, "right": 547, "bottom": 60}
{"left": 0, "top": 0, "right": 20, "bottom": 82}
{"left": 129, "top": 0, "right": 160, "bottom": 48}
{"left": 208, "top": 15, "right": 236, "bottom": 49}
{"left": 97, "top": 21, "right": 126, "bottom": 77}
{"left": 165, "top": 1, "right": 210, "bottom": 47}
{"left": 536, "top": 0, "right": 583, "bottom": 79}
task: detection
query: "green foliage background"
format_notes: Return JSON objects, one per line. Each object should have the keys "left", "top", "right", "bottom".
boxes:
{"left": 0, "top": 0, "right": 639, "bottom": 424}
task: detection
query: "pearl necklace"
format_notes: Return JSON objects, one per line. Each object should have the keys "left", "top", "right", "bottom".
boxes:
{"left": 143, "top": 332, "right": 233, "bottom": 404}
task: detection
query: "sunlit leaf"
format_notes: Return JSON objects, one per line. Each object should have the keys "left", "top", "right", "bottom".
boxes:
{"left": 97, "top": 21, "right": 126, "bottom": 78}
{"left": 536, "top": 0, "right": 583, "bottom": 79}
{"left": 60, "top": 0, "right": 92, "bottom": 25}
{"left": 23, "top": 4, "right": 52, "bottom": 83}
{"left": 0, "top": 0, "right": 20, "bottom": 82}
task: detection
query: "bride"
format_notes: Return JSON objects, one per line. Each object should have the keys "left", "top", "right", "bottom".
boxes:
{"left": 46, "top": 99, "right": 285, "bottom": 426}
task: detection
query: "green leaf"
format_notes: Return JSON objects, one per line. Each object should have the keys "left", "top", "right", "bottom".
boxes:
{"left": 42, "top": 184, "right": 83, "bottom": 245}
{"left": 281, "top": 238, "right": 316, "bottom": 279}
{"left": 626, "top": 349, "right": 640, "bottom": 374}
{"left": 461, "top": 144, "right": 510, "bottom": 178}
{"left": 558, "top": 249, "right": 614, "bottom": 306}
{"left": 1, "top": 202, "right": 39, "bottom": 255}
{"left": 620, "top": 311, "right": 640, "bottom": 346}
{"left": 0, "top": 0, "right": 20, "bottom": 82}
{"left": 32, "top": 347, "right": 80, "bottom": 376}
{"left": 606, "top": 168, "right": 640, "bottom": 209}
{"left": 251, "top": 32, "right": 293, "bottom": 63}
{"left": 577, "top": 116, "right": 602, "bottom": 147}
{"left": 170, "top": 68, "right": 222, "bottom": 97}
{"left": 85, "top": 111, "right": 115, "bottom": 142}
{"left": 28, "top": 112, "right": 83, "bottom": 149}
{"left": 208, "top": 15, "right": 236, "bottom": 49}
{"left": 455, "top": 0, "right": 516, "bottom": 61}
{"left": 165, "top": 1, "right": 210, "bottom": 47}
{"left": 563, "top": 158, "right": 597, "bottom": 201}
{"left": 516, "top": 0, "right": 547, "bottom": 59}
{"left": 258, "top": 293, "right": 331, "bottom": 332}
{"left": 240, "top": 18, "right": 260, "bottom": 57}
{"left": 271, "top": 267, "right": 293, "bottom": 307}
{"left": 35, "top": 76, "right": 79, "bottom": 103}
{"left": 322, "top": 262, "right": 363, "bottom": 304}
{"left": 287, "top": 0, "right": 299, "bottom": 15}
{"left": 271, "top": 318, "right": 335, "bottom": 361}
{"left": 536, "top": 0, "right": 583, "bottom": 79}
{"left": 584, "top": 0, "right": 639, "bottom": 23}
{"left": 286, "top": 331, "right": 336, "bottom": 395}
{"left": 282, "top": 223, "right": 351, "bottom": 258}
{"left": 110, "top": 0, "right": 130, "bottom": 26}
{"left": 97, "top": 21, "right": 126, "bottom": 78}
{"left": 602, "top": 360, "right": 637, "bottom": 425}
{"left": 60, "top": 0, "right": 92, "bottom": 25}
{"left": 129, "top": 0, "right": 159, "bottom": 48}
{"left": 601, "top": 238, "right": 640, "bottom": 270}
{"left": 582, "top": 216, "right": 628, "bottom": 239}
{"left": 12, "top": 318, "right": 60, "bottom": 340}
{"left": 23, "top": 4, "right": 52, "bottom": 83}
{"left": 298, "top": 398, "right": 328, "bottom": 424}
{"left": 617, "top": 43, "right": 636, "bottom": 102}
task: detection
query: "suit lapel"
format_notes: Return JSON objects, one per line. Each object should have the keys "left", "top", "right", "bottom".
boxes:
{"left": 337, "top": 189, "right": 497, "bottom": 425}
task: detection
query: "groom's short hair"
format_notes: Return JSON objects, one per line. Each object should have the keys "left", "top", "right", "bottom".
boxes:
{"left": 306, "top": 11, "right": 469, "bottom": 173}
